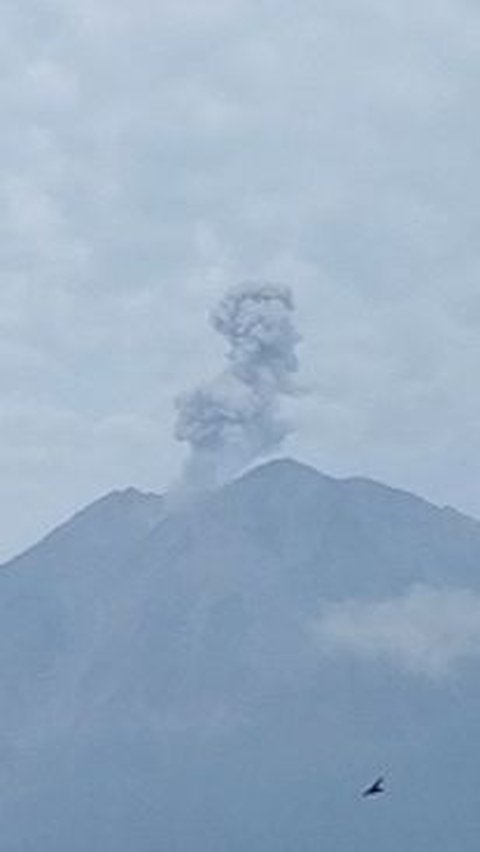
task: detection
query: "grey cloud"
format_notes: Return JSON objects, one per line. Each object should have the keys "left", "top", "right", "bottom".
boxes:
{"left": 2, "top": 0, "right": 480, "bottom": 555}
{"left": 314, "top": 585, "right": 480, "bottom": 677}
{"left": 175, "top": 284, "right": 300, "bottom": 488}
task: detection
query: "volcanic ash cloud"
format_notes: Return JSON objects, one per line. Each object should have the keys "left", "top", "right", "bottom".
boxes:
{"left": 175, "top": 283, "right": 301, "bottom": 488}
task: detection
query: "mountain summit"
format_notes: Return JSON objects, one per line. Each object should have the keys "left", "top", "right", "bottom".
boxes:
{"left": 1, "top": 458, "right": 480, "bottom": 850}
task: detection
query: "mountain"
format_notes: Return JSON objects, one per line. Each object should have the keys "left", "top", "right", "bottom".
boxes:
{"left": 1, "top": 458, "right": 480, "bottom": 850}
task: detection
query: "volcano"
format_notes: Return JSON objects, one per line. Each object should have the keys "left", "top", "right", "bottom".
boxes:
{"left": 1, "top": 459, "right": 480, "bottom": 850}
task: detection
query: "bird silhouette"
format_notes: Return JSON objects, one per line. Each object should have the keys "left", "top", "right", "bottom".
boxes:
{"left": 362, "top": 776, "right": 385, "bottom": 798}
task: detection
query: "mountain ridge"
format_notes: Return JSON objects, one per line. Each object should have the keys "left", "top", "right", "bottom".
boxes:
{"left": 4, "top": 456, "right": 480, "bottom": 571}
{"left": 1, "top": 457, "right": 480, "bottom": 849}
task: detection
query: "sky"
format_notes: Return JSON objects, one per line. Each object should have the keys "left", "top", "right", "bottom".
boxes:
{"left": 2, "top": 0, "right": 480, "bottom": 560}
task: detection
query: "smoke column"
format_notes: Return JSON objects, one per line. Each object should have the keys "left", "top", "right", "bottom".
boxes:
{"left": 175, "top": 283, "right": 301, "bottom": 489}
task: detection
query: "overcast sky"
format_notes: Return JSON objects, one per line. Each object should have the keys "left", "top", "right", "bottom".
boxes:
{"left": 2, "top": 0, "right": 480, "bottom": 559}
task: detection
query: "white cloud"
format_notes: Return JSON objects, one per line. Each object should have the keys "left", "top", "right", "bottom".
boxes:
{"left": 314, "top": 585, "right": 480, "bottom": 677}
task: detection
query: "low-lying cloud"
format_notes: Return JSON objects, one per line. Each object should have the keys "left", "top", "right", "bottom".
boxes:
{"left": 314, "top": 585, "right": 480, "bottom": 677}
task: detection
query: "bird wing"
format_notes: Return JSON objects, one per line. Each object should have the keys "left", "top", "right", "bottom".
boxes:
{"left": 362, "top": 776, "right": 384, "bottom": 796}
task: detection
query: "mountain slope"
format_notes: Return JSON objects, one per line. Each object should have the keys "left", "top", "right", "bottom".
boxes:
{"left": 1, "top": 459, "right": 480, "bottom": 851}
{"left": 0, "top": 487, "right": 164, "bottom": 739}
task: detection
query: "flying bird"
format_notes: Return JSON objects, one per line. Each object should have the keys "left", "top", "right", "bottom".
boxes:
{"left": 362, "top": 776, "right": 385, "bottom": 798}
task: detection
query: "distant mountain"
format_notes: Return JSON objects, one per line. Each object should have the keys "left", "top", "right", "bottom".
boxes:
{"left": 1, "top": 459, "right": 480, "bottom": 851}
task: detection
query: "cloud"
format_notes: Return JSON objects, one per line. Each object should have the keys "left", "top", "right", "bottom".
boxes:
{"left": 314, "top": 585, "right": 480, "bottom": 677}
{"left": 174, "top": 283, "right": 301, "bottom": 488}
{"left": 2, "top": 0, "right": 480, "bottom": 555}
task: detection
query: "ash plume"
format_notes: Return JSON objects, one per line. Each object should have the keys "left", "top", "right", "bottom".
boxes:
{"left": 175, "top": 283, "right": 301, "bottom": 489}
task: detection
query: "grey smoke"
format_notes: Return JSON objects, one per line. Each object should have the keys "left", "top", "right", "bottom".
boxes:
{"left": 175, "top": 283, "right": 301, "bottom": 487}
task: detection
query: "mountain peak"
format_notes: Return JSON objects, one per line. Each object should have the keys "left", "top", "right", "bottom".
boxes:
{"left": 222, "top": 456, "right": 334, "bottom": 501}
{"left": 3, "top": 485, "right": 164, "bottom": 573}
{"left": 237, "top": 456, "right": 328, "bottom": 484}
